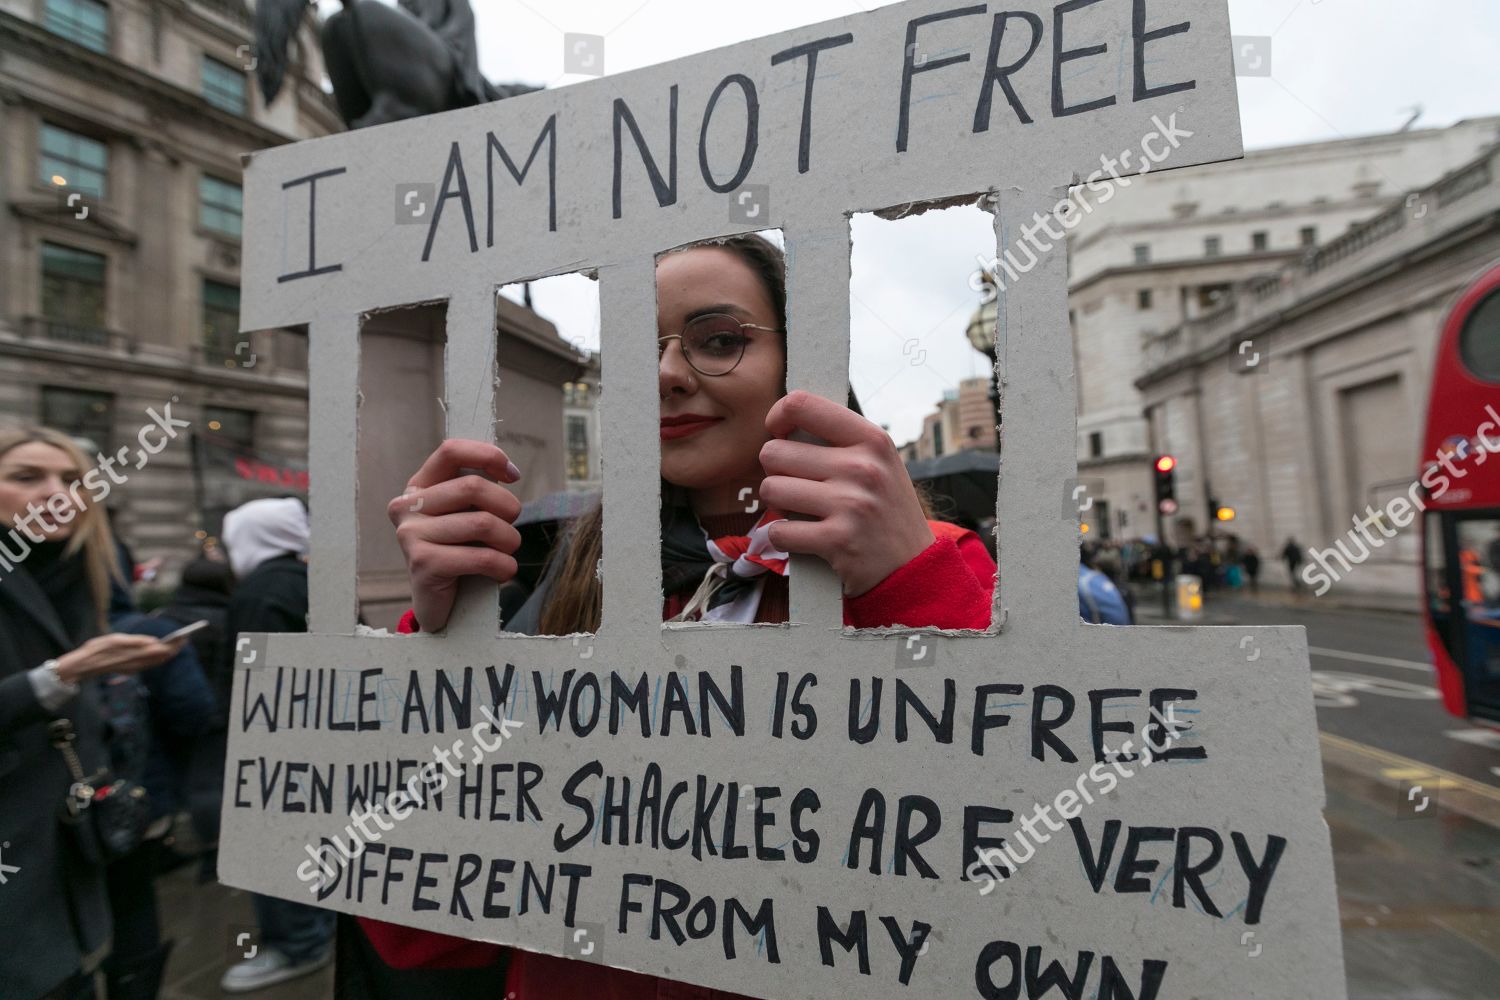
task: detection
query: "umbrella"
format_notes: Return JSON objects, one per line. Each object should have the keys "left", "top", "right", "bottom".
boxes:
{"left": 515, "top": 488, "right": 601, "bottom": 528}
{"left": 905, "top": 450, "right": 1000, "bottom": 530}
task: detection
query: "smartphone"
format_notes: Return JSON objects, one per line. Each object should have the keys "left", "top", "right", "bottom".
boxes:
{"left": 161, "top": 620, "right": 210, "bottom": 643}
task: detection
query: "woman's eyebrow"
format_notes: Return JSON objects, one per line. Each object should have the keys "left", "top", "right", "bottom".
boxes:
{"left": 1, "top": 463, "right": 80, "bottom": 477}
{"left": 683, "top": 304, "right": 754, "bottom": 322}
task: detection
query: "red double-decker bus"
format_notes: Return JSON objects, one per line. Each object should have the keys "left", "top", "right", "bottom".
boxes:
{"left": 1421, "top": 262, "right": 1500, "bottom": 726}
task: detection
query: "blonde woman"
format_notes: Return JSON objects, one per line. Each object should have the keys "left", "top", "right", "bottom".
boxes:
{"left": 0, "top": 425, "right": 183, "bottom": 1000}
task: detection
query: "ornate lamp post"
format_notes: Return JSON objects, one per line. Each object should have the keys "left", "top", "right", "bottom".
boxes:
{"left": 965, "top": 272, "right": 1002, "bottom": 452}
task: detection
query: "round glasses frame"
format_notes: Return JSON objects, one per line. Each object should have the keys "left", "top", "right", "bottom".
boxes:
{"left": 657, "top": 313, "right": 784, "bottom": 377}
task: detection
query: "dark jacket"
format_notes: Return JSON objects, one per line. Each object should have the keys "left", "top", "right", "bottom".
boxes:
{"left": 196, "top": 554, "right": 308, "bottom": 848}
{"left": 108, "top": 612, "right": 216, "bottom": 821}
{"left": 159, "top": 560, "right": 234, "bottom": 717}
{"left": 0, "top": 558, "right": 113, "bottom": 998}
{"left": 219, "top": 553, "right": 308, "bottom": 673}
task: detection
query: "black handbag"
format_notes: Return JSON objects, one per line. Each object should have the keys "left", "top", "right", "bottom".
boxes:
{"left": 49, "top": 717, "right": 151, "bottom": 865}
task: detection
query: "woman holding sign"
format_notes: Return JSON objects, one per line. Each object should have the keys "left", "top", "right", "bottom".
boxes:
{"left": 350, "top": 234, "right": 997, "bottom": 999}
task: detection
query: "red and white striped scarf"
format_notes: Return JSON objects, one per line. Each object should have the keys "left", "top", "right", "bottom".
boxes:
{"left": 664, "top": 507, "right": 791, "bottom": 623}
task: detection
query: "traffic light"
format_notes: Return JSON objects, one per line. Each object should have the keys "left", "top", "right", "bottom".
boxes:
{"left": 1154, "top": 455, "right": 1177, "bottom": 515}
{"left": 1216, "top": 505, "right": 1237, "bottom": 523}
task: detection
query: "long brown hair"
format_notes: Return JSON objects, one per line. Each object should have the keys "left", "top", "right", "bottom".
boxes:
{"left": 0, "top": 425, "right": 126, "bottom": 634}
{"left": 537, "top": 234, "right": 935, "bottom": 635}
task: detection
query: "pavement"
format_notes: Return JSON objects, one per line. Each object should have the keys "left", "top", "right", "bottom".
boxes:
{"left": 137, "top": 587, "right": 1498, "bottom": 1000}
{"left": 155, "top": 872, "right": 331, "bottom": 1000}
{"left": 1135, "top": 585, "right": 1500, "bottom": 999}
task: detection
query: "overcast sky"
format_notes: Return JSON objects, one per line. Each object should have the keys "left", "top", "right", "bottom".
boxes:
{"left": 317, "top": 0, "right": 1500, "bottom": 445}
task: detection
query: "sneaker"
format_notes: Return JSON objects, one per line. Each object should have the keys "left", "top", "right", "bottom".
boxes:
{"left": 219, "top": 946, "right": 332, "bottom": 994}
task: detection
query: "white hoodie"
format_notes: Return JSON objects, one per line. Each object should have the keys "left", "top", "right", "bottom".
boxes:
{"left": 221, "top": 497, "right": 309, "bottom": 581}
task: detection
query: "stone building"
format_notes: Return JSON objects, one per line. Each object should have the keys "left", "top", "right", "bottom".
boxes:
{"left": 906, "top": 376, "right": 997, "bottom": 460}
{"left": 1135, "top": 144, "right": 1500, "bottom": 599}
{"left": 0, "top": 1, "right": 588, "bottom": 625}
{"left": 0, "top": 0, "right": 339, "bottom": 572}
{"left": 1067, "top": 116, "right": 1500, "bottom": 540}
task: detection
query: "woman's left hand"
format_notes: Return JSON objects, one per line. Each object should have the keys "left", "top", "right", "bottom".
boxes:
{"left": 759, "top": 390, "right": 935, "bottom": 597}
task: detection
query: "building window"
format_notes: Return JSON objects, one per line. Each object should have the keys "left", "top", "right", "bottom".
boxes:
{"left": 1132, "top": 244, "right": 1151, "bottom": 265}
{"left": 1300, "top": 226, "right": 1318, "bottom": 247}
{"left": 1196, "top": 283, "right": 1231, "bottom": 310}
{"left": 199, "top": 175, "right": 243, "bottom": 237}
{"left": 202, "top": 56, "right": 248, "bottom": 114}
{"left": 1137, "top": 289, "right": 1153, "bottom": 310}
{"left": 202, "top": 280, "right": 242, "bottom": 365}
{"left": 204, "top": 406, "right": 255, "bottom": 448}
{"left": 41, "top": 243, "right": 108, "bottom": 345}
{"left": 1204, "top": 236, "right": 1222, "bottom": 257}
{"left": 1088, "top": 431, "right": 1103, "bottom": 458}
{"left": 40, "top": 123, "right": 107, "bottom": 199}
{"left": 564, "top": 380, "right": 593, "bottom": 407}
{"left": 1252, "top": 231, "right": 1269, "bottom": 251}
{"left": 42, "top": 386, "right": 114, "bottom": 454}
{"left": 566, "top": 415, "right": 590, "bottom": 480}
{"left": 44, "top": 0, "right": 108, "bottom": 53}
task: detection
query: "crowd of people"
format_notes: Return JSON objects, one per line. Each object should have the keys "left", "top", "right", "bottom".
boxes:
{"left": 1080, "top": 531, "right": 1283, "bottom": 612}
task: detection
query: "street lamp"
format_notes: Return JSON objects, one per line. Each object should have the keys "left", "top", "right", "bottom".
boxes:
{"left": 965, "top": 273, "right": 1002, "bottom": 452}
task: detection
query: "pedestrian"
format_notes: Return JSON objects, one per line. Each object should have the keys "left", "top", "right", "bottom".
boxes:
{"left": 1243, "top": 545, "right": 1261, "bottom": 594}
{"left": 100, "top": 610, "right": 216, "bottom": 1000}
{"left": 355, "top": 233, "right": 999, "bottom": 999}
{"left": 216, "top": 497, "right": 335, "bottom": 994}
{"left": 158, "top": 558, "right": 234, "bottom": 693}
{"left": 1283, "top": 536, "right": 1305, "bottom": 592}
{"left": 1079, "top": 558, "right": 1133, "bottom": 625}
{"left": 157, "top": 557, "right": 235, "bottom": 874}
{"left": 0, "top": 426, "right": 184, "bottom": 999}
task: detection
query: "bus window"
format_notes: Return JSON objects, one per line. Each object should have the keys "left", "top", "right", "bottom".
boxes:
{"left": 1455, "top": 519, "right": 1500, "bottom": 611}
{"left": 1458, "top": 289, "right": 1500, "bottom": 382}
{"left": 1425, "top": 513, "right": 1457, "bottom": 661}
{"left": 1454, "top": 518, "right": 1500, "bottom": 690}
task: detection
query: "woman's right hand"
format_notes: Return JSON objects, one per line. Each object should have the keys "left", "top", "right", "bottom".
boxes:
{"left": 54, "top": 634, "right": 184, "bottom": 684}
{"left": 387, "top": 439, "right": 524, "bottom": 632}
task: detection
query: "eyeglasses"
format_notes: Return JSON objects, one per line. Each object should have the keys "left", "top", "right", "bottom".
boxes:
{"left": 658, "top": 313, "right": 783, "bottom": 377}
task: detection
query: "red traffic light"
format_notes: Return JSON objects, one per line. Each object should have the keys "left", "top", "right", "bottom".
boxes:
{"left": 1155, "top": 455, "right": 1177, "bottom": 473}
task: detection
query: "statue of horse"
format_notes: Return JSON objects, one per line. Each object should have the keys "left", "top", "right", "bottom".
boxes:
{"left": 255, "top": 0, "right": 537, "bottom": 130}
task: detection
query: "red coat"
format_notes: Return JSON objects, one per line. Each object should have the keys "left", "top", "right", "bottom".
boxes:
{"left": 357, "top": 521, "right": 997, "bottom": 999}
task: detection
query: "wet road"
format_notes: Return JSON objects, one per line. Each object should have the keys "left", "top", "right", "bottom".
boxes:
{"left": 1147, "top": 590, "right": 1500, "bottom": 1000}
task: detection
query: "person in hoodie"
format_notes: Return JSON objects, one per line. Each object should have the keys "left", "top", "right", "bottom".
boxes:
{"left": 215, "top": 497, "right": 336, "bottom": 994}
{"left": 350, "top": 235, "right": 998, "bottom": 999}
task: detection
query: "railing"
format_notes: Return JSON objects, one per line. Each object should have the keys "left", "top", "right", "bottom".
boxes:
{"left": 1306, "top": 203, "right": 1408, "bottom": 274}
{"left": 1437, "top": 158, "right": 1493, "bottom": 208}
{"left": 191, "top": 0, "right": 252, "bottom": 29}
{"left": 18, "top": 315, "right": 131, "bottom": 351}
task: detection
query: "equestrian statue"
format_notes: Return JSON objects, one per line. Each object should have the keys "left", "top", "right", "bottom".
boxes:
{"left": 255, "top": 0, "right": 538, "bottom": 130}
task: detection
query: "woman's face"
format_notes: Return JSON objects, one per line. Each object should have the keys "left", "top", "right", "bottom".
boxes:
{"left": 657, "top": 246, "right": 785, "bottom": 501}
{"left": 0, "top": 441, "right": 85, "bottom": 541}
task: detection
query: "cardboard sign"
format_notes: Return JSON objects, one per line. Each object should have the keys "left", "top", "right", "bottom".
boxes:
{"left": 223, "top": 2, "right": 1347, "bottom": 996}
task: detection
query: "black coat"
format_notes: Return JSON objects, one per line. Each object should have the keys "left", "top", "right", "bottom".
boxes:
{"left": 0, "top": 562, "right": 113, "bottom": 998}
{"left": 194, "top": 554, "right": 309, "bottom": 848}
